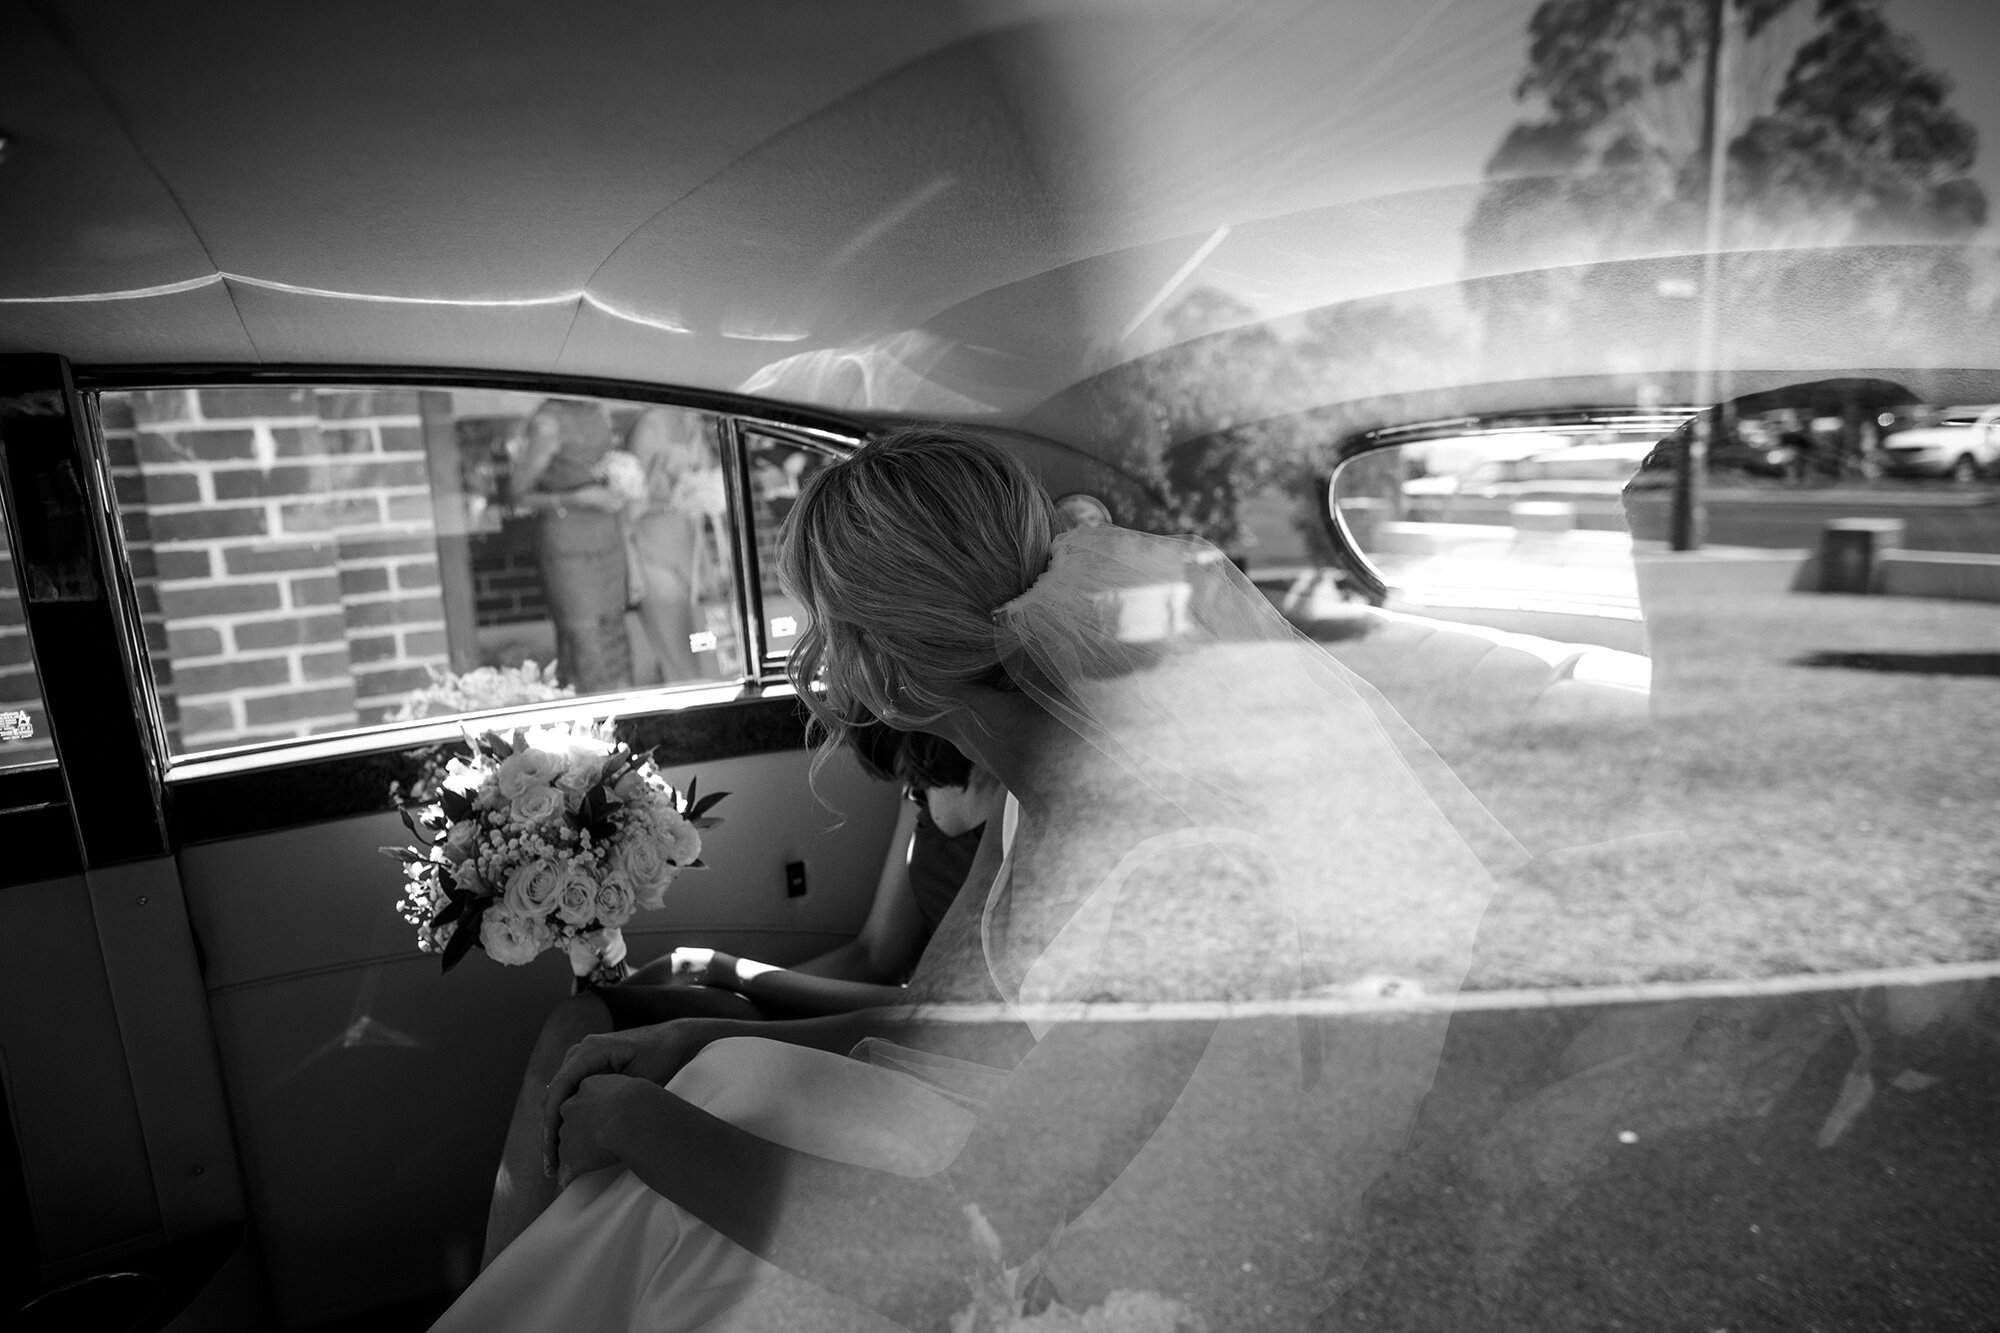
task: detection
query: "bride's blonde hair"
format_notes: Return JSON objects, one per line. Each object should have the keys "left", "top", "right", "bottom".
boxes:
{"left": 779, "top": 425, "right": 1057, "bottom": 757}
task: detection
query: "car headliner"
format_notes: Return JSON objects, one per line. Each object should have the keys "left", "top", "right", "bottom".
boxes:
{"left": 4, "top": 0, "right": 1998, "bottom": 454}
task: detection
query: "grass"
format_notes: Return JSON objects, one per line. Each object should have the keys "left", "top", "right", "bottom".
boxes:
{"left": 1328, "top": 579, "right": 2000, "bottom": 990}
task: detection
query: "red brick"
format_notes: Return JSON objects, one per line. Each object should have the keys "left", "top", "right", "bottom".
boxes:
{"left": 120, "top": 512, "right": 155, "bottom": 544}
{"left": 339, "top": 535, "right": 432, "bottom": 561}
{"left": 142, "top": 621, "right": 170, "bottom": 653}
{"left": 124, "top": 390, "right": 196, "bottom": 426}
{"left": 166, "top": 626, "right": 224, "bottom": 659}
{"left": 104, "top": 435, "right": 141, "bottom": 469}
{"left": 316, "top": 389, "right": 422, "bottom": 419}
{"left": 344, "top": 596, "right": 444, "bottom": 628}
{"left": 386, "top": 494, "right": 436, "bottom": 524}
{"left": 137, "top": 472, "right": 202, "bottom": 506}
{"left": 289, "top": 574, "right": 342, "bottom": 607}
{"left": 300, "top": 648, "right": 353, "bottom": 680}
{"left": 0, "top": 599, "right": 23, "bottom": 629}
{"left": 212, "top": 459, "right": 424, "bottom": 497}
{"left": 132, "top": 584, "right": 161, "bottom": 616}
{"left": 269, "top": 426, "right": 323, "bottom": 457}
{"left": 338, "top": 566, "right": 391, "bottom": 596}
{"left": 312, "top": 428, "right": 377, "bottom": 457}
{"left": 158, "top": 581, "right": 282, "bottom": 619}
{"left": 0, "top": 634, "right": 32, "bottom": 668}
{"left": 349, "top": 633, "right": 398, "bottom": 663}
{"left": 97, "top": 396, "right": 137, "bottom": 429}
{"left": 148, "top": 507, "right": 268, "bottom": 543}
{"left": 211, "top": 466, "right": 325, "bottom": 501}
{"left": 234, "top": 613, "right": 345, "bottom": 650}
{"left": 222, "top": 541, "right": 335, "bottom": 575}
{"left": 333, "top": 459, "right": 427, "bottom": 490}
{"left": 393, "top": 561, "right": 440, "bottom": 590}
{"left": 154, "top": 550, "right": 214, "bottom": 581}
{"left": 126, "top": 547, "right": 159, "bottom": 581}
{"left": 402, "top": 628, "right": 449, "bottom": 658}
{"left": 355, "top": 702, "right": 404, "bottom": 726}
{"left": 279, "top": 497, "right": 382, "bottom": 533}
{"left": 243, "top": 686, "right": 357, "bottom": 726}
{"left": 0, "top": 671, "right": 45, "bottom": 705}
{"left": 354, "top": 664, "right": 435, "bottom": 697}
{"left": 172, "top": 656, "right": 292, "bottom": 696}
{"left": 138, "top": 429, "right": 255, "bottom": 463}
{"left": 377, "top": 424, "right": 423, "bottom": 454}
{"left": 175, "top": 701, "right": 236, "bottom": 735}
{"left": 198, "top": 387, "right": 314, "bottom": 420}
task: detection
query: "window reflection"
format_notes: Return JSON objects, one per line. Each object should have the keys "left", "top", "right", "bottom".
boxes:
{"left": 98, "top": 387, "right": 744, "bottom": 758}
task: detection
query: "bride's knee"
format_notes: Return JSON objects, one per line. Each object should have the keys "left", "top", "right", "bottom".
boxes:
{"left": 526, "top": 992, "right": 612, "bottom": 1082}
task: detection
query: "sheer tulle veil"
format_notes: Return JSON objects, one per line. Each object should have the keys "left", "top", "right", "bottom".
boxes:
{"left": 989, "top": 523, "right": 1522, "bottom": 1002}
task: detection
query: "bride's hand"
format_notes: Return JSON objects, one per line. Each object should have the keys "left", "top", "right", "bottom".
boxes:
{"left": 541, "top": 1021, "right": 711, "bottom": 1177}
{"left": 551, "top": 1073, "right": 661, "bottom": 1189}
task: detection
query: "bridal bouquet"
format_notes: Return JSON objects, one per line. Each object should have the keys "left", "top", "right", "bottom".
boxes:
{"left": 386, "top": 720, "right": 725, "bottom": 981}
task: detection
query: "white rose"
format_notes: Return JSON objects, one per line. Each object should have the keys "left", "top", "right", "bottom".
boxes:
{"left": 593, "top": 871, "right": 638, "bottom": 927}
{"left": 496, "top": 747, "right": 563, "bottom": 799}
{"left": 441, "top": 819, "right": 479, "bottom": 864}
{"left": 610, "top": 836, "right": 676, "bottom": 910}
{"left": 556, "top": 753, "right": 600, "bottom": 797}
{"left": 502, "top": 857, "right": 562, "bottom": 918}
{"left": 480, "top": 911, "right": 550, "bottom": 966}
{"left": 509, "top": 784, "right": 564, "bottom": 827}
{"left": 611, "top": 770, "right": 650, "bottom": 802}
{"left": 658, "top": 818, "right": 702, "bottom": 870}
{"left": 451, "top": 860, "right": 486, "bottom": 896}
{"left": 553, "top": 863, "right": 599, "bottom": 927}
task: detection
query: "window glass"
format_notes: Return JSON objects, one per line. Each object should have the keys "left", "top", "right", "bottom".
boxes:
{"left": 0, "top": 520, "right": 55, "bottom": 772}
{"left": 1332, "top": 421, "right": 1666, "bottom": 644}
{"left": 97, "top": 387, "right": 743, "bottom": 758}
{"left": 742, "top": 429, "right": 841, "bottom": 661}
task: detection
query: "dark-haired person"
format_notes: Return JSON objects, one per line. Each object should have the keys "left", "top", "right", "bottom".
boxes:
{"left": 480, "top": 722, "right": 1002, "bottom": 1266}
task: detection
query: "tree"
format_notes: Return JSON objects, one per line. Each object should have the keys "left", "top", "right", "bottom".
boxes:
{"left": 1465, "top": 0, "right": 1988, "bottom": 373}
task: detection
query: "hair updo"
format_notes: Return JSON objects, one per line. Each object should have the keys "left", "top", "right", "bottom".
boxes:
{"left": 778, "top": 424, "right": 1058, "bottom": 754}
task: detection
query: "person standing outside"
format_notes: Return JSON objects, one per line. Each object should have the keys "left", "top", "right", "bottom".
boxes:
{"left": 512, "top": 398, "right": 633, "bottom": 693}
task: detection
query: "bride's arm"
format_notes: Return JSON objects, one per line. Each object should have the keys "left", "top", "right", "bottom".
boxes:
{"left": 563, "top": 1009, "right": 1220, "bottom": 1297}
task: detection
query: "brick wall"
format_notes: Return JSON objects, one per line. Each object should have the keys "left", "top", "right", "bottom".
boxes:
{"left": 471, "top": 518, "right": 551, "bottom": 625}
{"left": 0, "top": 528, "right": 56, "bottom": 768}
{"left": 100, "top": 387, "right": 452, "bottom": 752}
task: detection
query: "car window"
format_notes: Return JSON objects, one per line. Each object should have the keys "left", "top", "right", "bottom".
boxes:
{"left": 0, "top": 519, "right": 56, "bottom": 774}
{"left": 96, "top": 386, "right": 744, "bottom": 760}
{"left": 1337, "top": 424, "right": 1661, "bottom": 646}
{"left": 742, "top": 427, "right": 842, "bottom": 663}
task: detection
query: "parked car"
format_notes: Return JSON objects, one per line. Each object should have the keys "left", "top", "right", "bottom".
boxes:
{"left": 1878, "top": 405, "right": 2000, "bottom": 480}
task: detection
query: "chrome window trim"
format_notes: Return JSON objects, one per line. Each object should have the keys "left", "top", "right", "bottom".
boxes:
{"left": 161, "top": 680, "right": 799, "bottom": 783}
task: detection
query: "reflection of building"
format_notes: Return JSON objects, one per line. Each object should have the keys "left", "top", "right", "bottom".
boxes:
{"left": 101, "top": 387, "right": 453, "bottom": 752}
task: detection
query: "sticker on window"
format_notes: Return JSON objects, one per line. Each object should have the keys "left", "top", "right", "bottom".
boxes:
{"left": 688, "top": 630, "right": 718, "bottom": 654}
{"left": 0, "top": 711, "right": 33, "bottom": 741}
{"left": 770, "top": 616, "right": 798, "bottom": 639}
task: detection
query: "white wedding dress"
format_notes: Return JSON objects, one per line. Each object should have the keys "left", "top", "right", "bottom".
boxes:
{"left": 433, "top": 792, "right": 1427, "bottom": 1331}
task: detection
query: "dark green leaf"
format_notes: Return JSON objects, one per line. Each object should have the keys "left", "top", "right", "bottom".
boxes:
{"left": 442, "top": 900, "right": 486, "bottom": 974}
{"left": 438, "top": 786, "right": 472, "bottom": 823}
{"left": 689, "top": 791, "right": 729, "bottom": 819}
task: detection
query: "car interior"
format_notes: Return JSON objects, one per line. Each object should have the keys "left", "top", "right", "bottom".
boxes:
{"left": 3, "top": 2, "right": 1997, "bottom": 1330}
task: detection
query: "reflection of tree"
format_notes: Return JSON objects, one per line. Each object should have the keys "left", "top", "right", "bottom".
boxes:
{"left": 1070, "top": 290, "right": 1464, "bottom": 557}
{"left": 1467, "top": 0, "right": 1989, "bottom": 372}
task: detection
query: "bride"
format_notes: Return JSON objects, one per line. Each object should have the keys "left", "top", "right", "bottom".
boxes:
{"left": 433, "top": 426, "right": 1510, "bottom": 1331}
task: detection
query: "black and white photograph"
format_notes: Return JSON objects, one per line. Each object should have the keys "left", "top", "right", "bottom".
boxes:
{"left": 2, "top": 2, "right": 1998, "bottom": 1330}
